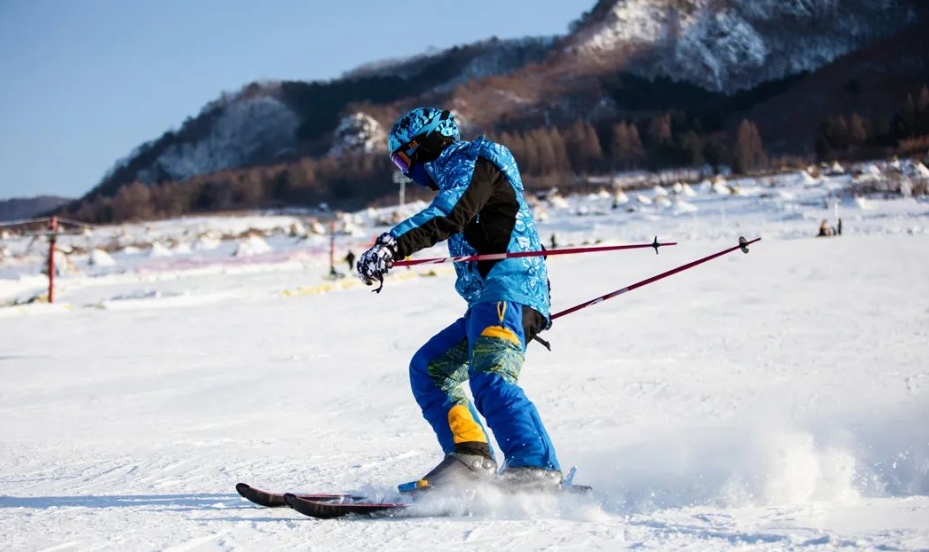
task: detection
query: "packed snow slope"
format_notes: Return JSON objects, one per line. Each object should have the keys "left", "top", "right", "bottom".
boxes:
{"left": 1, "top": 167, "right": 928, "bottom": 550}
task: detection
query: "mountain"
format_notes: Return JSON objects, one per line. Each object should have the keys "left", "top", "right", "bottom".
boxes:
{"left": 0, "top": 196, "right": 72, "bottom": 222}
{"left": 561, "top": 0, "right": 922, "bottom": 93}
{"left": 732, "top": 24, "right": 929, "bottom": 154}
{"left": 86, "top": 36, "right": 553, "bottom": 199}
{"left": 65, "top": 0, "right": 929, "bottom": 218}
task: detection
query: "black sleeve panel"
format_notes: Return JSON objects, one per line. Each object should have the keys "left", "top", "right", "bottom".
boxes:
{"left": 394, "top": 157, "right": 500, "bottom": 259}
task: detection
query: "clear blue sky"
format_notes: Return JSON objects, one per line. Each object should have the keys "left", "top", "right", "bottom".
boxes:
{"left": 0, "top": 0, "right": 583, "bottom": 201}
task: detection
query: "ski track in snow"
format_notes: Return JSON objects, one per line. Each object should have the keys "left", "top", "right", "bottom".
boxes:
{"left": 2, "top": 171, "right": 929, "bottom": 550}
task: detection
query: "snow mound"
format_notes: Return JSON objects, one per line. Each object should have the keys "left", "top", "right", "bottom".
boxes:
{"left": 712, "top": 182, "right": 731, "bottom": 195}
{"left": 148, "top": 243, "right": 173, "bottom": 257}
{"left": 673, "top": 199, "right": 698, "bottom": 214}
{"left": 548, "top": 195, "right": 570, "bottom": 209}
{"left": 233, "top": 235, "right": 273, "bottom": 257}
{"left": 655, "top": 196, "right": 673, "bottom": 208}
{"left": 801, "top": 171, "right": 821, "bottom": 186}
{"left": 192, "top": 236, "right": 221, "bottom": 251}
{"left": 89, "top": 249, "right": 115, "bottom": 267}
{"left": 914, "top": 162, "right": 929, "bottom": 178}
{"left": 310, "top": 220, "right": 327, "bottom": 235}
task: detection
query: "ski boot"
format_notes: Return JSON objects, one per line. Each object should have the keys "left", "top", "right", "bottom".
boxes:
{"left": 398, "top": 452, "right": 497, "bottom": 493}
{"left": 496, "top": 466, "right": 564, "bottom": 493}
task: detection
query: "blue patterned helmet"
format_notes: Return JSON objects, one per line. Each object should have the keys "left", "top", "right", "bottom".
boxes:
{"left": 387, "top": 107, "right": 459, "bottom": 172}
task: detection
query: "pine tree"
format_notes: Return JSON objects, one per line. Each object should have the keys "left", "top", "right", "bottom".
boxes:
{"left": 521, "top": 130, "right": 542, "bottom": 175}
{"left": 531, "top": 129, "right": 557, "bottom": 175}
{"left": 916, "top": 86, "right": 929, "bottom": 137}
{"left": 678, "top": 130, "right": 704, "bottom": 166}
{"left": 733, "top": 120, "right": 767, "bottom": 174}
{"left": 703, "top": 137, "right": 729, "bottom": 171}
{"left": 111, "top": 181, "right": 153, "bottom": 222}
{"left": 610, "top": 122, "right": 646, "bottom": 170}
{"left": 504, "top": 132, "right": 529, "bottom": 172}
{"left": 583, "top": 123, "right": 603, "bottom": 169}
{"left": 893, "top": 94, "right": 918, "bottom": 139}
{"left": 627, "top": 124, "right": 645, "bottom": 167}
{"left": 564, "top": 122, "right": 588, "bottom": 173}
{"left": 547, "top": 127, "right": 571, "bottom": 174}
{"left": 849, "top": 113, "right": 869, "bottom": 145}
{"left": 610, "top": 122, "right": 630, "bottom": 170}
{"left": 647, "top": 113, "right": 673, "bottom": 147}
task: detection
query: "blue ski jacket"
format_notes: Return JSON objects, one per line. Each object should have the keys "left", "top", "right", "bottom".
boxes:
{"left": 389, "top": 137, "right": 550, "bottom": 322}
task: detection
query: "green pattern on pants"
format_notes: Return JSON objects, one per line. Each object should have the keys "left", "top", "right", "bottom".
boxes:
{"left": 426, "top": 338, "right": 471, "bottom": 405}
{"left": 471, "top": 335, "right": 523, "bottom": 384}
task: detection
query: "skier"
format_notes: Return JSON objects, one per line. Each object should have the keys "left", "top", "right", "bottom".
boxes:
{"left": 356, "top": 107, "right": 562, "bottom": 491}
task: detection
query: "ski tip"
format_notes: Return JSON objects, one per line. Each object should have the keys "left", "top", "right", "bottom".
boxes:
{"left": 563, "top": 466, "right": 577, "bottom": 487}
{"left": 235, "top": 482, "right": 251, "bottom": 495}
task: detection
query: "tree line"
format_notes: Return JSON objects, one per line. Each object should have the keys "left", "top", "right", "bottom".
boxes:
{"left": 817, "top": 85, "right": 929, "bottom": 159}
{"left": 62, "top": 86, "right": 929, "bottom": 224}
{"left": 63, "top": 113, "right": 770, "bottom": 223}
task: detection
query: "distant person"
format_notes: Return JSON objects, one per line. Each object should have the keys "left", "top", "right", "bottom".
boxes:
{"left": 818, "top": 219, "right": 835, "bottom": 237}
{"left": 837, "top": 218, "right": 843, "bottom": 236}
{"left": 550, "top": 233, "right": 558, "bottom": 249}
{"left": 355, "top": 107, "right": 561, "bottom": 492}
{"left": 344, "top": 250, "right": 356, "bottom": 272}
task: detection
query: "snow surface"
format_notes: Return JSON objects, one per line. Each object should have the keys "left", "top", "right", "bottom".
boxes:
{"left": 1, "top": 166, "right": 928, "bottom": 550}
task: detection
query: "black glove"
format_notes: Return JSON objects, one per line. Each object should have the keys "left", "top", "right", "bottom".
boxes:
{"left": 356, "top": 233, "right": 398, "bottom": 292}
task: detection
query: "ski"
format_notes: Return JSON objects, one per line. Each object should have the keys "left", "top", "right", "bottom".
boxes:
{"left": 281, "top": 483, "right": 593, "bottom": 520}
{"left": 284, "top": 493, "right": 408, "bottom": 519}
{"left": 238, "top": 467, "right": 593, "bottom": 519}
{"left": 235, "top": 482, "right": 364, "bottom": 508}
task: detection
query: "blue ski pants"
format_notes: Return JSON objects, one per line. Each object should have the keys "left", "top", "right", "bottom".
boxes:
{"left": 409, "top": 300, "right": 560, "bottom": 471}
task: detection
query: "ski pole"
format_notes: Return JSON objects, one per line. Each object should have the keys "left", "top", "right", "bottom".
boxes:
{"left": 393, "top": 237, "right": 676, "bottom": 267}
{"left": 552, "top": 236, "right": 760, "bottom": 321}
{"left": 532, "top": 237, "right": 760, "bottom": 349}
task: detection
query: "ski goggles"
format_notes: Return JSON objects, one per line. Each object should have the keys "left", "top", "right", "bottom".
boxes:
{"left": 390, "top": 139, "right": 419, "bottom": 174}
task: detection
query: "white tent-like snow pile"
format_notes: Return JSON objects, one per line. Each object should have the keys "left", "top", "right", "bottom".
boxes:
{"left": 88, "top": 248, "right": 116, "bottom": 267}
{"left": 233, "top": 235, "right": 273, "bottom": 257}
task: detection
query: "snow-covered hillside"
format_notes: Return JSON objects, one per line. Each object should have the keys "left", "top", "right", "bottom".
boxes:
{"left": 328, "top": 113, "right": 387, "bottom": 156}
{"left": 568, "top": 0, "right": 920, "bottom": 92}
{"left": 136, "top": 95, "right": 300, "bottom": 184}
{"left": 1, "top": 164, "right": 927, "bottom": 550}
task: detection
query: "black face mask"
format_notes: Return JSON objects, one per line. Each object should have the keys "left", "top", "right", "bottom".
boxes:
{"left": 408, "top": 162, "right": 438, "bottom": 191}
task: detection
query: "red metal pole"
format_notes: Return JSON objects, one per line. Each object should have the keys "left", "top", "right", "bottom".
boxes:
{"left": 394, "top": 238, "right": 676, "bottom": 267}
{"left": 550, "top": 237, "right": 761, "bottom": 321}
{"left": 48, "top": 216, "right": 58, "bottom": 303}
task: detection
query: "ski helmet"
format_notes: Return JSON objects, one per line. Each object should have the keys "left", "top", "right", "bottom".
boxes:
{"left": 387, "top": 107, "right": 459, "bottom": 173}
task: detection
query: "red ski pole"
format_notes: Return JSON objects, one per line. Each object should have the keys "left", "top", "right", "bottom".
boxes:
{"left": 394, "top": 237, "right": 676, "bottom": 267}
{"left": 551, "top": 236, "right": 761, "bottom": 322}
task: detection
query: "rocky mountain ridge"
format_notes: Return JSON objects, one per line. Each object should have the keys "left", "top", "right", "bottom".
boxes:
{"left": 74, "top": 0, "right": 928, "bottom": 210}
